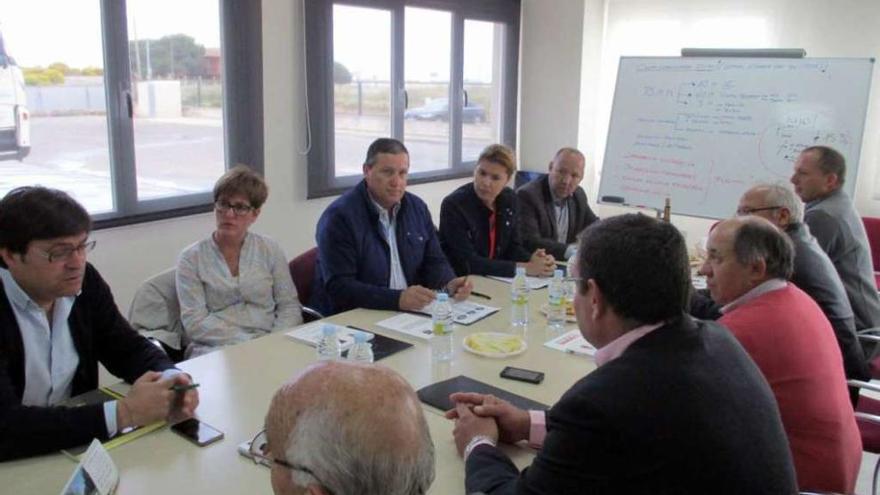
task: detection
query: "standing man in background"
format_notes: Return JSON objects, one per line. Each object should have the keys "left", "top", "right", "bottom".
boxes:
{"left": 791, "top": 145, "right": 880, "bottom": 333}
{"left": 517, "top": 147, "right": 599, "bottom": 260}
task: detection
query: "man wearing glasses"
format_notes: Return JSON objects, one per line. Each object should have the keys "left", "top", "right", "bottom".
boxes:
{"left": 260, "top": 361, "right": 434, "bottom": 495}
{"left": 0, "top": 186, "right": 199, "bottom": 461}
{"left": 737, "top": 184, "right": 870, "bottom": 399}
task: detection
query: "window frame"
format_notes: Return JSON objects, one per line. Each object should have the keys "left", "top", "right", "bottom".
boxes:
{"left": 92, "top": 0, "right": 262, "bottom": 229}
{"left": 305, "top": 0, "right": 520, "bottom": 199}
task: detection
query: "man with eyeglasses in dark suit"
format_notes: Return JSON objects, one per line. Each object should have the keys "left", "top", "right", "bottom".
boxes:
{"left": 0, "top": 186, "right": 199, "bottom": 461}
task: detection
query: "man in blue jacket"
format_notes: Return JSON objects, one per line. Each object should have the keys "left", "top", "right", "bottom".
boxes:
{"left": 312, "top": 138, "right": 472, "bottom": 315}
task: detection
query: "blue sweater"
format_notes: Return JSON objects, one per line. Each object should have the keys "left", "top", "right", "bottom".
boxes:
{"left": 311, "top": 180, "right": 456, "bottom": 315}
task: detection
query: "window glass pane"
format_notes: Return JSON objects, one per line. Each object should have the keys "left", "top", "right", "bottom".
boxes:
{"left": 404, "top": 7, "right": 451, "bottom": 173}
{"left": 127, "top": 0, "right": 225, "bottom": 201}
{"left": 463, "top": 19, "right": 503, "bottom": 163}
{"left": 0, "top": 1, "right": 113, "bottom": 213}
{"left": 333, "top": 5, "right": 391, "bottom": 178}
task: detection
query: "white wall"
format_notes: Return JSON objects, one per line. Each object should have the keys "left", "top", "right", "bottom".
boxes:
{"left": 517, "top": 0, "right": 586, "bottom": 171}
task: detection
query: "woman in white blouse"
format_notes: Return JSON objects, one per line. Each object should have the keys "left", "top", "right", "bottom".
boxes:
{"left": 176, "top": 165, "right": 302, "bottom": 358}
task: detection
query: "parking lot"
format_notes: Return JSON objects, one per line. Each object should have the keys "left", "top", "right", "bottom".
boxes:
{"left": 1, "top": 113, "right": 496, "bottom": 212}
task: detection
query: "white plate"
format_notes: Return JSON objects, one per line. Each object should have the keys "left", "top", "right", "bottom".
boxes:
{"left": 539, "top": 303, "right": 577, "bottom": 323}
{"left": 462, "top": 332, "right": 527, "bottom": 358}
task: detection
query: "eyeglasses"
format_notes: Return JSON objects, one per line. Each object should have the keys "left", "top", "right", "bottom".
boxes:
{"left": 735, "top": 206, "right": 781, "bottom": 216}
{"left": 247, "top": 429, "right": 334, "bottom": 495}
{"left": 34, "top": 239, "right": 96, "bottom": 263}
{"left": 215, "top": 200, "right": 255, "bottom": 216}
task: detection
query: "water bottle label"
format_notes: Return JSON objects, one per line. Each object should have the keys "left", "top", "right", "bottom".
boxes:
{"left": 433, "top": 322, "right": 449, "bottom": 336}
{"left": 512, "top": 295, "right": 527, "bottom": 305}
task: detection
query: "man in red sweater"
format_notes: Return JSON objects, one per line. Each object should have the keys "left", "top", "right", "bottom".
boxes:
{"left": 700, "top": 216, "right": 861, "bottom": 494}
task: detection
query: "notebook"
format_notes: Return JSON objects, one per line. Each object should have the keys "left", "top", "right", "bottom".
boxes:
{"left": 417, "top": 375, "right": 549, "bottom": 412}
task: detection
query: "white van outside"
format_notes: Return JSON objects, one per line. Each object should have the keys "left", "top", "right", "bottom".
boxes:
{"left": 0, "top": 32, "right": 30, "bottom": 161}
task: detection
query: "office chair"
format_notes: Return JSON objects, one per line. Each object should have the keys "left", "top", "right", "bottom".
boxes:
{"left": 861, "top": 216, "right": 880, "bottom": 289}
{"left": 128, "top": 267, "right": 188, "bottom": 362}
{"left": 847, "top": 378, "right": 880, "bottom": 495}
{"left": 289, "top": 247, "right": 324, "bottom": 322}
{"left": 514, "top": 170, "right": 546, "bottom": 190}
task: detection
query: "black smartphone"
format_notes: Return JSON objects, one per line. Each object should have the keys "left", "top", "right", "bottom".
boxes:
{"left": 171, "top": 418, "right": 224, "bottom": 447}
{"left": 500, "top": 366, "right": 545, "bottom": 384}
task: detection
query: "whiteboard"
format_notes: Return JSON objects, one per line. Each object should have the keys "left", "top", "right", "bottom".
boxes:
{"left": 598, "top": 57, "right": 874, "bottom": 219}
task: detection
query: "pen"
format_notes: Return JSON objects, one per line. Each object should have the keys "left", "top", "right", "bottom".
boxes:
{"left": 470, "top": 291, "right": 492, "bottom": 300}
{"left": 170, "top": 383, "right": 200, "bottom": 392}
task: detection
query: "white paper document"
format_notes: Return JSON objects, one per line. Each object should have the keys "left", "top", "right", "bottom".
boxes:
{"left": 376, "top": 313, "right": 435, "bottom": 341}
{"left": 488, "top": 275, "right": 550, "bottom": 290}
{"left": 544, "top": 330, "right": 597, "bottom": 357}
{"left": 60, "top": 439, "right": 119, "bottom": 495}
{"left": 285, "top": 322, "right": 373, "bottom": 351}
{"left": 416, "top": 300, "right": 500, "bottom": 325}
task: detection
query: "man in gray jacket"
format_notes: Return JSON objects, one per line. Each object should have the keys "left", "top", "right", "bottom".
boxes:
{"left": 738, "top": 184, "right": 870, "bottom": 396}
{"left": 791, "top": 145, "right": 880, "bottom": 335}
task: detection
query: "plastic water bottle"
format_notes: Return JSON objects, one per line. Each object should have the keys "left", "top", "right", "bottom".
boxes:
{"left": 347, "top": 332, "right": 374, "bottom": 363}
{"left": 431, "top": 293, "right": 454, "bottom": 362}
{"left": 564, "top": 248, "right": 579, "bottom": 311}
{"left": 316, "top": 324, "right": 341, "bottom": 361}
{"left": 547, "top": 269, "right": 566, "bottom": 335}
{"left": 510, "top": 266, "right": 530, "bottom": 330}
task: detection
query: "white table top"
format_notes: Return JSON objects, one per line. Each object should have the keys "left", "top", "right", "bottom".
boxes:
{"left": 0, "top": 276, "right": 595, "bottom": 494}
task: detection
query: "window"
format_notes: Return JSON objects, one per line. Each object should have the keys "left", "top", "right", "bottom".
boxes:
{"left": 306, "top": 0, "right": 520, "bottom": 198}
{"left": 0, "top": 0, "right": 261, "bottom": 227}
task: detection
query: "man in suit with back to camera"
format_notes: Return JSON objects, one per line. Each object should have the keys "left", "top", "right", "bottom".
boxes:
{"left": 737, "top": 183, "right": 870, "bottom": 399}
{"left": 791, "top": 145, "right": 880, "bottom": 333}
{"left": 311, "top": 137, "right": 472, "bottom": 316}
{"left": 0, "top": 186, "right": 199, "bottom": 461}
{"left": 446, "top": 214, "right": 797, "bottom": 494}
{"left": 516, "top": 147, "right": 598, "bottom": 260}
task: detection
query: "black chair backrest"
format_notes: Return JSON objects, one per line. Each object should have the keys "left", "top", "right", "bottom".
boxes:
{"left": 514, "top": 170, "right": 546, "bottom": 189}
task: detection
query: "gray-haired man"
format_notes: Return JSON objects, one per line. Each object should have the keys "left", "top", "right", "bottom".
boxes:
{"left": 264, "top": 361, "right": 435, "bottom": 495}
{"left": 737, "top": 183, "right": 870, "bottom": 396}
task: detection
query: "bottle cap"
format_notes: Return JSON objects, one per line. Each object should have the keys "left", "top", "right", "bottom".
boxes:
{"left": 321, "top": 324, "right": 336, "bottom": 336}
{"left": 353, "top": 332, "right": 368, "bottom": 343}
{"left": 515, "top": 266, "right": 526, "bottom": 276}
{"left": 437, "top": 292, "right": 449, "bottom": 302}
{"left": 554, "top": 269, "right": 563, "bottom": 278}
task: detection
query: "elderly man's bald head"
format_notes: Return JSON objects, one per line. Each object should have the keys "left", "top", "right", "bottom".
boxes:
{"left": 265, "top": 361, "right": 434, "bottom": 495}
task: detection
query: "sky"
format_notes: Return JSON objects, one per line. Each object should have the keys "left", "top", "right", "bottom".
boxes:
{"left": 0, "top": 0, "right": 220, "bottom": 68}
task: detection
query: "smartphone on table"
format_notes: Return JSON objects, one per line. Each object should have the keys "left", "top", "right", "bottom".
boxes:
{"left": 500, "top": 366, "right": 545, "bottom": 384}
{"left": 171, "top": 418, "right": 224, "bottom": 447}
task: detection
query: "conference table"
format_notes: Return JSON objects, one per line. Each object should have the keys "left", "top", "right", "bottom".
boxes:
{"left": 0, "top": 276, "right": 598, "bottom": 494}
